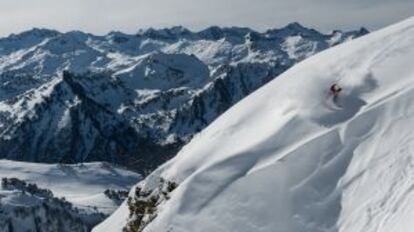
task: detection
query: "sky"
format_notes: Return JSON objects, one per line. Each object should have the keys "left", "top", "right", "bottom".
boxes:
{"left": 0, "top": 0, "right": 413, "bottom": 36}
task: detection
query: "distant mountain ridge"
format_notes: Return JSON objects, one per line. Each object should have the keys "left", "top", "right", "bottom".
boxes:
{"left": 0, "top": 23, "right": 368, "bottom": 173}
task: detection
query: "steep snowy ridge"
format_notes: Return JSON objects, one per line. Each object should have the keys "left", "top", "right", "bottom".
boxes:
{"left": 95, "top": 17, "right": 414, "bottom": 232}
{"left": 0, "top": 24, "right": 367, "bottom": 172}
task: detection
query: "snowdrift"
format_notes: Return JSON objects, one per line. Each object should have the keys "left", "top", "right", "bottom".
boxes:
{"left": 95, "top": 17, "right": 414, "bottom": 232}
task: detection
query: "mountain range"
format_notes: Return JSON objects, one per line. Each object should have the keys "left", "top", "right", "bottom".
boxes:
{"left": 0, "top": 23, "right": 368, "bottom": 173}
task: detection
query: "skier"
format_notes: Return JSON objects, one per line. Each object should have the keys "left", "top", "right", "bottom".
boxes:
{"left": 330, "top": 84, "right": 342, "bottom": 103}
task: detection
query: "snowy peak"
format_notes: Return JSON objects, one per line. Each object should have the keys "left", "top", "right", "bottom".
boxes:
{"left": 266, "top": 22, "right": 316, "bottom": 36}
{"left": 265, "top": 22, "right": 330, "bottom": 41}
{"left": 196, "top": 26, "right": 253, "bottom": 42}
{"left": 115, "top": 52, "right": 210, "bottom": 90}
{"left": 331, "top": 26, "right": 369, "bottom": 37}
{"left": 1, "top": 28, "right": 59, "bottom": 42}
{"left": 0, "top": 28, "right": 59, "bottom": 55}
{"left": 95, "top": 17, "right": 414, "bottom": 232}
{"left": 138, "top": 26, "right": 193, "bottom": 40}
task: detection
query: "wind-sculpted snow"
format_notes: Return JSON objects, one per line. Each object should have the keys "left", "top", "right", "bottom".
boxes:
{"left": 0, "top": 23, "right": 367, "bottom": 172}
{"left": 95, "top": 17, "right": 414, "bottom": 232}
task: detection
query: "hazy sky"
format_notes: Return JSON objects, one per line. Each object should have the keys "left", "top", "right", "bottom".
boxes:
{"left": 0, "top": 0, "right": 413, "bottom": 36}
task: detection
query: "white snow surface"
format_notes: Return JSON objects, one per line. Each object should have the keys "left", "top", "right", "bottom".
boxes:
{"left": 0, "top": 160, "right": 140, "bottom": 214}
{"left": 96, "top": 17, "right": 414, "bottom": 232}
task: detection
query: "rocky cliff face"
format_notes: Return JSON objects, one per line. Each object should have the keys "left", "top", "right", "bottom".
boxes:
{"left": 0, "top": 23, "right": 368, "bottom": 173}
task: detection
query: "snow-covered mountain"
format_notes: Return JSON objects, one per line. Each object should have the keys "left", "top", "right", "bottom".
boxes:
{"left": 0, "top": 160, "right": 140, "bottom": 231}
{"left": 0, "top": 24, "right": 367, "bottom": 172}
{"left": 95, "top": 17, "right": 414, "bottom": 232}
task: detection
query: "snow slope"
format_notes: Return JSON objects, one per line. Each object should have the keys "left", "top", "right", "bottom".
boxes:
{"left": 95, "top": 17, "right": 414, "bottom": 232}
